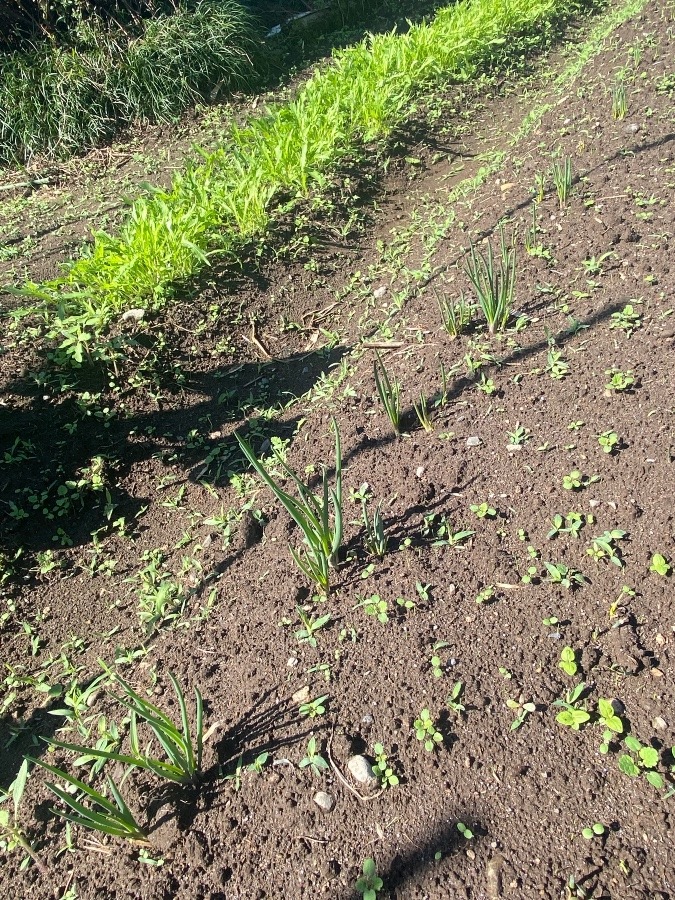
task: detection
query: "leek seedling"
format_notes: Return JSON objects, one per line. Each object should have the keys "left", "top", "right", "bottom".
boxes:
{"left": 437, "top": 290, "right": 472, "bottom": 338}
{"left": 552, "top": 156, "right": 573, "bottom": 209}
{"left": 612, "top": 81, "right": 628, "bottom": 120}
{"left": 362, "top": 500, "right": 387, "bottom": 558}
{"left": 464, "top": 224, "right": 515, "bottom": 334}
{"left": 26, "top": 760, "right": 148, "bottom": 844}
{"left": 413, "top": 393, "right": 434, "bottom": 433}
{"left": 45, "top": 671, "right": 204, "bottom": 785}
{"left": 236, "top": 419, "right": 342, "bottom": 594}
{"left": 374, "top": 353, "right": 402, "bottom": 436}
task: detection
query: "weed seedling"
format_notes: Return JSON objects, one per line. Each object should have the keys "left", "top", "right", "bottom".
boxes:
{"left": 507, "top": 696, "right": 536, "bottom": 730}
{"left": 413, "top": 709, "right": 443, "bottom": 751}
{"left": 507, "top": 423, "right": 530, "bottom": 446}
{"left": 559, "top": 647, "right": 578, "bottom": 677}
{"left": 562, "top": 471, "right": 600, "bottom": 491}
{"left": 477, "top": 374, "right": 497, "bottom": 395}
{"left": 597, "top": 698, "right": 624, "bottom": 754}
{"left": 542, "top": 562, "right": 586, "bottom": 589}
{"left": 604, "top": 368, "right": 635, "bottom": 392}
{"left": 355, "top": 595, "right": 389, "bottom": 624}
{"left": 374, "top": 353, "right": 402, "bottom": 437}
{"left": 471, "top": 502, "right": 496, "bottom": 519}
{"left": 598, "top": 431, "right": 619, "bottom": 454}
{"left": 619, "top": 736, "right": 663, "bottom": 788}
{"left": 415, "top": 582, "right": 431, "bottom": 603}
{"left": 0, "top": 761, "right": 47, "bottom": 873}
{"left": 299, "top": 696, "right": 328, "bottom": 719}
{"left": 446, "top": 681, "right": 465, "bottom": 716}
{"left": 355, "top": 858, "right": 383, "bottom": 900}
{"left": 582, "top": 823, "right": 606, "bottom": 840}
{"left": 457, "top": 822, "right": 474, "bottom": 840}
{"left": 554, "top": 683, "right": 590, "bottom": 731}
{"left": 372, "top": 743, "right": 399, "bottom": 788}
{"left": 587, "top": 530, "right": 626, "bottom": 567}
{"left": 546, "top": 348, "right": 570, "bottom": 380}
{"left": 295, "top": 608, "right": 332, "bottom": 647}
{"left": 649, "top": 553, "right": 671, "bottom": 576}
{"left": 610, "top": 304, "right": 641, "bottom": 336}
{"left": 299, "top": 737, "right": 329, "bottom": 777}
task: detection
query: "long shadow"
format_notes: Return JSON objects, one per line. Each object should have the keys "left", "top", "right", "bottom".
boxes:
{"left": 0, "top": 343, "right": 350, "bottom": 555}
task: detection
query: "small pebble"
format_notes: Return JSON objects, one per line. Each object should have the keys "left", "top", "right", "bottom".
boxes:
{"left": 121, "top": 308, "right": 145, "bottom": 322}
{"left": 347, "top": 755, "right": 377, "bottom": 785}
{"left": 313, "top": 791, "right": 335, "bottom": 812}
{"left": 373, "top": 285, "right": 387, "bottom": 299}
{"left": 361, "top": 714, "right": 374, "bottom": 726}
{"left": 466, "top": 436, "right": 481, "bottom": 447}
{"left": 652, "top": 716, "right": 667, "bottom": 730}
{"left": 287, "top": 657, "right": 299, "bottom": 668}
{"left": 292, "top": 686, "right": 310, "bottom": 703}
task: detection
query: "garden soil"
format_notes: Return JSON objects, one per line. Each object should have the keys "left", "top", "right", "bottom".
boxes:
{"left": 1, "top": 1, "right": 675, "bottom": 898}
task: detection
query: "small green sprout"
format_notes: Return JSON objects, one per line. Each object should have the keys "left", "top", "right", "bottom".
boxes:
{"left": 562, "top": 470, "right": 600, "bottom": 491}
{"left": 457, "top": 822, "right": 474, "bottom": 840}
{"left": 559, "top": 647, "right": 578, "bottom": 677}
{"left": 446, "top": 681, "right": 465, "bottom": 715}
{"left": 299, "top": 737, "right": 329, "bottom": 777}
{"left": 619, "top": 736, "right": 663, "bottom": 788}
{"left": 598, "top": 431, "right": 619, "bottom": 453}
{"left": 295, "top": 608, "right": 331, "bottom": 647}
{"left": 605, "top": 367, "right": 635, "bottom": 392}
{"left": 372, "top": 744, "right": 399, "bottom": 788}
{"left": 299, "top": 696, "right": 328, "bottom": 719}
{"left": 355, "top": 858, "right": 383, "bottom": 900}
{"left": 597, "top": 698, "right": 624, "bottom": 754}
{"left": 587, "top": 530, "right": 626, "bottom": 567}
{"left": 471, "top": 502, "right": 496, "bottom": 519}
{"left": 414, "top": 709, "right": 443, "bottom": 751}
{"left": 355, "top": 594, "right": 389, "bottom": 623}
{"left": 650, "top": 553, "right": 671, "bottom": 576}
{"left": 582, "top": 823, "right": 605, "bottom": 840}
{"left": 554, "top": 683, "right": 590, "bottom": 730}
{"left": 506, "top": 696, "right": 536, "bottom": 730}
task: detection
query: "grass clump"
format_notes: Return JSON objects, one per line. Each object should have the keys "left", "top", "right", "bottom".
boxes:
{"left": 0, "top": 0, "right": 262, "bottom": 165}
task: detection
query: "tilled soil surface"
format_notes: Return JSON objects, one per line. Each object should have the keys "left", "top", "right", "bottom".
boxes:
{"left": 1, "top": 1, "right": 675, "bottom": 898}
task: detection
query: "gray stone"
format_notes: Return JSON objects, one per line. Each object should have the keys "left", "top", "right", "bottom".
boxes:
{"left": 313, "top": 791, "right": 334, "bottom": 812}
{"left": 121, "top": 308, "right": 145, "bottom": 322}
{"left": 466, "top": 436, "right": 481, "bottom": 447}
{"left": 347, "top": 755, "right": 377, "bottom": 785}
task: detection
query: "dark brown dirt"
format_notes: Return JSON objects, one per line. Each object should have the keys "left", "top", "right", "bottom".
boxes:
{"left": 1, "top": 1, "right": 675, "bottom": 899}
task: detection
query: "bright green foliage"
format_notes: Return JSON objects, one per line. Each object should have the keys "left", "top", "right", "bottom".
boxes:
{"left": 559, "top": 647, "right": 578, "bottom": 677}
{"left": 619, "top": 735, "right": 664, "bottom": 788}
{"left": 236, "top": 420, "right": 342, "bottom": 593}
{"left": 650, "top": 553, "right": 671, "bottom": 576}
{"left": 554, "top": 683, "right": 590, "bottom": 730}
{"left": 372, "top": 743, "right": 399, "bottom": 788}
{"left": 414, "top": 709, "right": 443, "bottom": 751}
{"left": 17, "top": 0, "right": 594, "bottom": 327}
{"left": 356, "top": 858, "right": 383, "bottom": 900}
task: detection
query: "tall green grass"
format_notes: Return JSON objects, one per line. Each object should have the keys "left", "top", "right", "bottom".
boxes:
{"left": 0, "top": 0, "right": 261, "bottom": 165}
{"left": 16, "top": 0, "right": 595, "bottom": 325}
